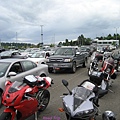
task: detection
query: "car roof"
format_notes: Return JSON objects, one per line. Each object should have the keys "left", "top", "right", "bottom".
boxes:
{"left": 61, "top": 46, "right": 79, "bottom": 48}
{"left": 0, "top": 58, "right": 27, "bottom": 63}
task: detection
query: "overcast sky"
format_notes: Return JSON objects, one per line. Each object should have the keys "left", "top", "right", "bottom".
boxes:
{"left": 0, "top": 0, "right": 120, "bottom": 45}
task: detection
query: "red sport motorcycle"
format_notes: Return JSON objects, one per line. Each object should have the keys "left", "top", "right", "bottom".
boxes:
{"left": 0, "top": 75, "right": 53, "bottom": 120}
{"left": 100, "top": 57, "right": 117, "bottom": 87}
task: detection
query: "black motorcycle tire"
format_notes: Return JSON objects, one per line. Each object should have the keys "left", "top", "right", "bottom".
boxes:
{"left": 0, "top": 112, "right": 12, "bottom": 120}
{"left": 38, "top": 89, "right": 50, "bottom": 112}
{"left": 71, "top": 62, "right": 76, "bottom": 73}
{"left": 65, "top": 113, "right": 74, "bottom": 120}
{"left": 0, "top": 92, "right": 2, "bottom": 108}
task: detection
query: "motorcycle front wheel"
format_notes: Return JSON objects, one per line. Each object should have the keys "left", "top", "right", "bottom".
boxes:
{"left": 38, "top": 89, "right": 50, "bottom": 112}
{"left": 65, "top": 113, "right": 74, "bottom": 120}
{"left": 0, "top": 112, "right": 12, "bottom": 120}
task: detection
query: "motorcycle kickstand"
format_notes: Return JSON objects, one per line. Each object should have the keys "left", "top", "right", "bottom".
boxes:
{"left": 34, "top": 112, "right": 38, "bottom": 120}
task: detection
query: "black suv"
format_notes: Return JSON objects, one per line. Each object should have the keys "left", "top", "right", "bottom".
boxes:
{"left": 46, "top": 46, "right": 87, "bottom": 73}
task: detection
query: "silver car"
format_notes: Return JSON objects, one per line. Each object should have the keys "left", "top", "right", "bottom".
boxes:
{"left": 0, "top": 58, "right": 49, "bottom": 107}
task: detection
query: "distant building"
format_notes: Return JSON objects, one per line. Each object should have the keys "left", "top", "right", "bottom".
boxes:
{"left": 92, "top": 39, "right": 119, "bottom": 47}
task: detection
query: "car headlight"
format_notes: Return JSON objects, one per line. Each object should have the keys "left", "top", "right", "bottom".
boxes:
{"left": 64, "top": 59, "right": 72, "bottom": 62}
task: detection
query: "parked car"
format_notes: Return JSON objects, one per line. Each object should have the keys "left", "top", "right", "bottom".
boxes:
{"left": 80, "top": 46, "right": 90, "bottom": 57}
{"left": 27, "top": 51, "right": 50, "bottom": 65}
{"left": 20, "top": 48, "right": 40, "bottom": 57}
{"left": 97, "top": 46, "right": 104, "bottom": 53}
{"left": 0, "top": 50, "right": 27, "bottom": 59}
{"left": 0, "top": 58, "right": 49, "bottom": 107}
{"left": 46, "top": 46, "right": 87, "bottom": 73}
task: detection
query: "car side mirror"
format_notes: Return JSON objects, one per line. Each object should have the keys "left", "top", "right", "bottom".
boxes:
{"left": 7, "top": 72, "right": 17, "bottom": 77}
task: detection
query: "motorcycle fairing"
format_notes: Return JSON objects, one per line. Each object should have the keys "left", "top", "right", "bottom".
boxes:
{"left": 14, "top": 98, "right": 38, "bottom": 119}
{"left": 63, "top": 87, "right": 95, "bottom": 117}
{"left": 4, "top": 107, "right": 16, "bottom": 120}
{"left": 2, "top": 81, "right": 39, "bottom": 119}
{"left": 73, "top": 87, "right": 92, "bottom": 111}
{"left": 2, "top": 81, "right": 28, "bottom": 106}
{"left": 8, "top": 81, "right": 27, "bottom": 93}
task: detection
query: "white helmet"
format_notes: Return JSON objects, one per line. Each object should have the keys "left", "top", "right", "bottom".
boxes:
{"left": 102, "top": 111, "right": 116, "bottom": 120}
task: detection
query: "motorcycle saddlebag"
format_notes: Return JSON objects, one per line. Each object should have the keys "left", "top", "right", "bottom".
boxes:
{"left": 89, "top": 71, "right": 104, "bottom": 86}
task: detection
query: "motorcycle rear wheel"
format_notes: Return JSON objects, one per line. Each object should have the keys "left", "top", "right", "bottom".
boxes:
{"left": 0, "top": 112, "right": 12, "bottom": 120}
{"left": 0, "top": 92, "right": 2, "bottom": 108}
{"left": 38, "top": 89, "right": 50, "bottom": 112}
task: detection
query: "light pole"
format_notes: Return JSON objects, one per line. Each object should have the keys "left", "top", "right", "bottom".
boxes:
{"left": 16, "top": 32, "right": 17, "bottom": 49}
{"left": 114, "top": 27, "right": 119, "bottom": 40}
{"left": 40, "top": 25, "right": 43, "bottom": 47}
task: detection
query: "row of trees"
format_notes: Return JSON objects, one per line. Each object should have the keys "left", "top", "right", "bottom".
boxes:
{"left": 57, "top": 33, "right": 120, "bottom": 47}
{"left": 0, "top": 33, "right": 120, "bottom": 49}
{"left": 58, "top": 35, "right": 92, "bottom": 47}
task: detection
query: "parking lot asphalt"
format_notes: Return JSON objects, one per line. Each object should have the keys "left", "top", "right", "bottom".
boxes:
{"left": 0, "top": 58, "right": 120, "bottom": 120}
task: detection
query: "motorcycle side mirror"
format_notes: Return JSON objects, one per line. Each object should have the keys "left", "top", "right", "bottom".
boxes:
{"left": 62, "top": 79, "right": 68, "bottom": 87}
{"left": 62, "top": 80, "right": 72, "bottom": 95}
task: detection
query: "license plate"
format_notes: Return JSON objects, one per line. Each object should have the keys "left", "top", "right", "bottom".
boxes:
{"left": 53, "top": 64, "right": 58, "bottom": 66}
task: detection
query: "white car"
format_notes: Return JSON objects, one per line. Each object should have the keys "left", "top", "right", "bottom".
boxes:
{"left": 27, "top": 51, "right": 50, "bottom": 65}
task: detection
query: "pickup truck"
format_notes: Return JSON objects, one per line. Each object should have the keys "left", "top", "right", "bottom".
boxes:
{"left": 46, "top": 46, "right": 87, "bottom": 73}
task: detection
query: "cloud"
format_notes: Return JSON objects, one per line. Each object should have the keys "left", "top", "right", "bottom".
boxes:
{"left": 0, "top": 0, "right": 120, "bottom": 44}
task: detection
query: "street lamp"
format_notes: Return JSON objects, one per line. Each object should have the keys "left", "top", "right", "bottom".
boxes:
{"left": 16, "top": 32, "right": 17, "bottom": 49}
{"left": 114, "top": 27, "right": 119, "bottom": 40}
{"left": 40, "top": 25, "right": 43, "bottom": 47}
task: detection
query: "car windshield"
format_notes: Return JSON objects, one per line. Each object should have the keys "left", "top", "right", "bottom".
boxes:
{"left": 54, "top": 48, "right": 74, "bottom": 55}
{"left": 30, "top": 52, "right": 45, "bottom": 58}
{"left": 0, "top": 62, "right": 10, "bottom": 77}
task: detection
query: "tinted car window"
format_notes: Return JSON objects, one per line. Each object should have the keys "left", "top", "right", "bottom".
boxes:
{"left": 22, "top": 61, "right": 37, "bottom": 71}
{"left": 0, "top": 62, "right": 10, "bottom": 77}
{"left": 9, "top": 62, "right": 23, "bottom": 74}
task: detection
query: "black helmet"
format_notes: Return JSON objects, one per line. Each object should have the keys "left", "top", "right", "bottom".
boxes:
{"left": 102, "top": 111, "right": 116, "bottom": 120}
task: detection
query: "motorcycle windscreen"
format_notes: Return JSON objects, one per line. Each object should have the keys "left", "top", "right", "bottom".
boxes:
{"left": 73, "top": 87, "right": 92, "bottom": 111}
{"left": 8, "top": 81, "right": 26, "bottom": 93}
